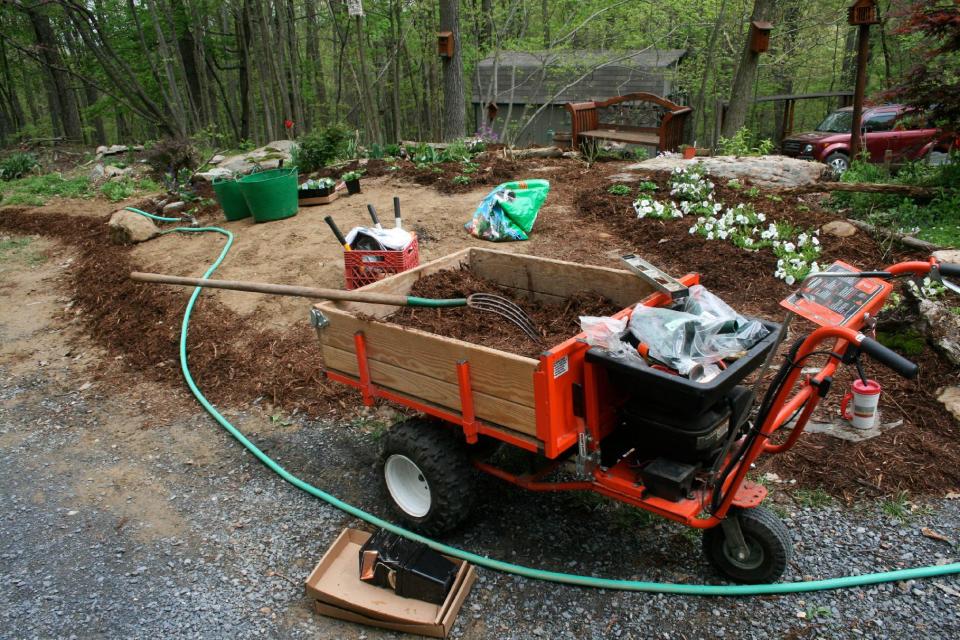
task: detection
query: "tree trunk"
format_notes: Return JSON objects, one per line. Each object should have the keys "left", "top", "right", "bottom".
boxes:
{"left": 171, "top": 0, "right": 204, "bottom": 121}
{"left": 354, "top": 13, "right": 382, "bottom": 143}
{"left": 26, "top": 7, "right": 84, "bottom": 141}
{"left": 238, "top": 1, "right": 253, "bottom": 141}
{"left": 694, "top": 0, "right": 729, "bottom": 145}
{"left": 720, "top": 0, "right": 773, "bottom": 139}
{"left": 439, "top": 0, "right": 466, "bottom": 140}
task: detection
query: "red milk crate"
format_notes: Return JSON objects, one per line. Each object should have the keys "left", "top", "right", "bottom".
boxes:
{"left": 344, "top": 234, "right": 420, "bottom": 290}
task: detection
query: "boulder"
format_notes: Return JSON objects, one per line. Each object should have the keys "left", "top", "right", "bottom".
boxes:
{"left": 917, "top": 298, "right": 960, "bottom": 366}
{"left": 162, "top": 201, "right": 186, "bottom": 214}
{"left": 209, "top": 154, "right": 225, "bottom": 164}
{"left": 103, "top": 144, "right": 129, "bottom": 155}
{"left": 198, "top": 140, "right": 296, "bottom": 180}
{"left": 938, "top": 387, "right": 960, "bottom": 423}
{"left": 624, "top": 155, "right": 827, "bottom": 189}
{"left": 103, "top": 165, "right": 133, "bottom": 179}
{"left": 933, "top": 249, "right": 960, "bottom": 264}
{"left": 821, "top": 220, "right": 858, "bottom": 238}
{"left": 89, "top": 163, "right": 106, "bottom": 181}
{"left": 108, "top": 209, "right": 160, "bottom": 244}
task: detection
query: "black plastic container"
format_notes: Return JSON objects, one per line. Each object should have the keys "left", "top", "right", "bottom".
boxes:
{"left": 586, "top": 318, "right": 780, "bottom": 419}
{"left": 358, "top": 529, "right": 457, "bottom": 605}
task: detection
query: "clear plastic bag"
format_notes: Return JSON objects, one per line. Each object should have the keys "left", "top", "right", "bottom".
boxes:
{"left": 627, "top": 285, "right": 769, "bottom": 376}
{"left": 579, "top": 315, "right": 646, "bottom": 366}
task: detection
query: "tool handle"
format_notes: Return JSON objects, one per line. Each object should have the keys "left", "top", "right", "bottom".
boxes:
{"left": 393, "top": 196, "right": 402, "bottom": 229}
{"left": 130, "top": 272, "right": 413, "bottom": 305}
{"left": 324, "top": 215, "right": 351, "bottom": 251}
{"left": 366, "top": 204, "right": 383, "bottom": 229}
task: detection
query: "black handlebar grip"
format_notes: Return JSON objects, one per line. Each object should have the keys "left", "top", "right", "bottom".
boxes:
{"left": 938, "top": 262, "right": 960, "bottom": 278}
{"left": 324, "top": 215, "right": 349, "bottom": 248}
{"left": 858, "top": 336, "right": 919, "bottom": 379}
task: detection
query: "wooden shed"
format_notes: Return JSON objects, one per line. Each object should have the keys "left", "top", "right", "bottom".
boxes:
{"left": 473, "top": 49, "right": 686, "bottom": 147}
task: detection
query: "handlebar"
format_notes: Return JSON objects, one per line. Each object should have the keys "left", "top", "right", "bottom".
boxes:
{"left": 939, "top": 262, "right": 960, "bottom": 278}
{"left": 857, "top": 335, "right": 919, "bottom": 379}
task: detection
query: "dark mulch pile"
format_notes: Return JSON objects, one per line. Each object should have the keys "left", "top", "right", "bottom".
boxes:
{"left": 0, "top": 207, "right": 355, "bottom": 418}
{"left": 387, "top": 266, "right": 621, "bottom": 358}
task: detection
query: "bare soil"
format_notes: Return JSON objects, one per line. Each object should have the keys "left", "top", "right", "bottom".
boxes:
{"left": 1, "top": 155, "right": 957, "bottom": 498}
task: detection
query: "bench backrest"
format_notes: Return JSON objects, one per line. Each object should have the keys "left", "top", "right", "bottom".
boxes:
{"left": 565, "top": 92, "right": 691, "bottom": 152}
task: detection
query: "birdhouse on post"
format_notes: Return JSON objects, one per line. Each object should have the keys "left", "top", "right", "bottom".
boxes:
{"left": 749, "top": 21, "right": 773, "bottom": 54}
{"left": 437, "top": 32, "right": 454, "bottom": 58}
{"left": 847, "top": 0, "right": 879, "bottom": 26}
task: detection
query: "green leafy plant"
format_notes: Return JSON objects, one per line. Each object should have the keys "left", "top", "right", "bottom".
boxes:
{"left": 0, "top": 152, "right": 40, "bottom": 181}
{"left": 452, "top": 175, "right": 470, "bottom": 185}
{"left": 637, "top": 180, "right": 658, "bottom": 192}
{"left": 726, "top": 178, "right": 743, "bottom": 190}
{"left": 292, "top": 124, "right": 350, "bottom": 173}
{"left": 607, "top": 184, "right": 632, "bottom": 196}
{"left": 745, "top": 186, "right": 761, "bottom": 198}
{"left": 341, "top": 169, "right": 364, "bottom": 182}
{"left": 383, "top": 143, "right": 401, "bottom": 158}
{"left": 99, "top": 177, "right": 162, "bottom": 202}
{"left": 717, "top": 127, "right": 775, "bottom": 156}
{"left": 0, "top": 174, "right": 92, "bottom": 205}
{"left": 793, "top": 488, "right": 833, "bottom": 509}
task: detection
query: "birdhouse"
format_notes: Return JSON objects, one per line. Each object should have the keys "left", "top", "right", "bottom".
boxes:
{"left": 437, "top": 31, "right": 453, "bottom": 57}
{"left": 750, "top": 21, "right": 773, "bottom": 54}
{"left": 848, "top": 0, "right": 879, "bottom": 26}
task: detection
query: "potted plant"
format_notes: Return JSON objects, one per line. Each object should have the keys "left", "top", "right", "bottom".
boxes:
{"left": 299, "top": 177, "right": 335, "bottom": 198}
{"left": 680, "top": 144, "right": 697, "bottom": 160}
{"left": 341, "top": 169, "right": 364, "bottom": 195}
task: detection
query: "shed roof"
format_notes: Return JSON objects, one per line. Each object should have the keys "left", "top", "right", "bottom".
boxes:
{"left": 474, "top": 49, "right": 686, "bottom": 105}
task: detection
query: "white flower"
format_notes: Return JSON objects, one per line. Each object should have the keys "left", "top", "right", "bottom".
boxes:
{"left": 784, "top": 242, "right": 796, "bottom": 253}
{"left": 812, "top": 237, "right": 820, "bottom": 246}
{"left": 706, "top": 231, "right": 714, "bottom": 240}
{"left": 689, "top": 225, "right": 698, "bottom": 234}
{"left": 785, "top": 275, "right": 795, "bottom": 285}
{"left": 757, "top": 213, "right": 766, "bottom": 222}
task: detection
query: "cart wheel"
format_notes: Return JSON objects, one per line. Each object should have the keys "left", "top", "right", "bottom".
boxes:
{"left": 702, "top": 506, "right": 793, "bottom": 584}
{"left": 378, "top": 418, "right": 475, "bottom": 535}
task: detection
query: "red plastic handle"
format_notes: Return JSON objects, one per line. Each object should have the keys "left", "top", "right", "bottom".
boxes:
{"left": 840, "top": 392, "right": 853, "bottom": 420}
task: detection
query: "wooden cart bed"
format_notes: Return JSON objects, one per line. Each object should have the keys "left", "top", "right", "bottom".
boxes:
{"left": 313, "top": 248, "right": 669, "bottom": 458}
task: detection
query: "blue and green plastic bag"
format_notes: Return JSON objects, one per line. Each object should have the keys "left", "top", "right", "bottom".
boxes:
{"left": 465, "top": 179, "right": 550, "bottom": 241}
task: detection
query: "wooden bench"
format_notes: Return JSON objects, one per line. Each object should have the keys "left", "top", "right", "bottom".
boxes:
{"left": 565, "top": 92, "right": 692, "bottom": 153}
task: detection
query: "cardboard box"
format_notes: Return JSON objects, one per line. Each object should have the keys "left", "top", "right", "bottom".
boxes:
{"left": 305, "top": 529, "right": 476, "bottom": 638}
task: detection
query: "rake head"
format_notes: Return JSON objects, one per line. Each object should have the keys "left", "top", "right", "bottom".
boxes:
{"left": 467, "top": 293, "right": 543, "bottom": 344}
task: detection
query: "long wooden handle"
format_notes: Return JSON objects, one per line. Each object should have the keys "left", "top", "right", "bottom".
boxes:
{"left": 129, "top": 272, "right": 411, "bottom": 305}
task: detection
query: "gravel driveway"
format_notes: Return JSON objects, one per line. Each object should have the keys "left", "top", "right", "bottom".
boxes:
{"left": 1, "top": 237, "right": 958, "bottom": 639}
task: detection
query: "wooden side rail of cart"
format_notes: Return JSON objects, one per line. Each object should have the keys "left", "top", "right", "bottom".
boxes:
{"left": 565, "top": 92, "right": 691, "bottom": 152}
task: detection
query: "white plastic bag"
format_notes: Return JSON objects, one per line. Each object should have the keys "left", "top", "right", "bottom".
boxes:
{"left": 579, "top": 316, "right": 645, "bottom": 365}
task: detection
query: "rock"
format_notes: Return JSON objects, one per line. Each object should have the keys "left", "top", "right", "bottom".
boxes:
{"left": 103, "top": 144, "right": 129, "bottom": 156}
{"left": 938, "top": 387, "right": 960, "bottom": 422}
{"left": 821, "top": 220, "right": 858, "bottom": 238}
{"left": 918, "top": 298, "right": 960, "bottom": 365}
{"left": 625, "top": 154, "right": 827, "bottom": 189}
{"left": 933, "top": 249, "right": 960, "bottom": 264}
{"left": 95, "top": 145, "right": 109, "bottom": 156}
{"left": 163, "top": 201, "right": 186, "bottom": 214}
{"left": 89, "top": 164, "right": 105, "bottom": 181}
{"left": 209, "top": 154, "right": 225, "bottom": 165}
{"left": 103, "top": 165, "right": 132, "bottom": 179}
{"left": 206, "top": 140, "right": 296, "bottom": 179}
{"left": 196, "top": 167, "right": 232, "bottom": 182}
{"left": 107, "top": 209, "right": 160, "bottom": 244}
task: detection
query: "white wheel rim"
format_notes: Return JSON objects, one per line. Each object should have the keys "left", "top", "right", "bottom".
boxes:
{"left": 829, "top": 157, "right": 848, "bottom": 173}
{"left": 384, "top": 454, "right": 431, "bottom": 518}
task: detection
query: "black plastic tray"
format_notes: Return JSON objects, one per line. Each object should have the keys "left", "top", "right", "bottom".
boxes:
{"left": 585, "top": 318, "right": 780, "bottom": 418}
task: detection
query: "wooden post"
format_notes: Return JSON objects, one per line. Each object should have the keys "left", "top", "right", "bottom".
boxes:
{"left": 849, "top": 22, "right": 871, "bottom": 161}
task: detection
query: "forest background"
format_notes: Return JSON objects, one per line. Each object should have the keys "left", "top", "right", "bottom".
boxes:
{"left": 0, "top": 0, "right": 952, "bottom": 151}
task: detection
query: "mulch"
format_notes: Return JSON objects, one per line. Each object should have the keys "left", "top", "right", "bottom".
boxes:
{"left": 2, "top": 156, "right": 958, "bottom": 499}
{"left": 387, "top": 266, "right": 621, "bottom": 358}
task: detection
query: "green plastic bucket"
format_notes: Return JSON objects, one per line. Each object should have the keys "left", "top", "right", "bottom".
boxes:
{"left": 238, "top": 168, "right": 299, "bottom": 223}
{"left": 212, "top": 177, "right": 251, "bottom": 221}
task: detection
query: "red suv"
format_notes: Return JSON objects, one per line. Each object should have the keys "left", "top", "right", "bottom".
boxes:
{"left": 780, "top": 104, "right": 954, "bottom": 172}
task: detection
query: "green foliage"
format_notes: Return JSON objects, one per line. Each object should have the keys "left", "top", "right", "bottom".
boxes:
{"left": 880, "top": 491, "right": 933, "bottom": 522}
{"left": 341, "top": 169, "right": 364, "bottom": 182}
{"left": 452, "top": 175, "right": 471, "bottom": 185}
{"left": 607, "top": 184, "right": 632, "bottom": 196}
{"left": 717, "top": 127, "right": 775, "bottom": 156}
{"left": 0, "top": 174, "right": 92, "bottom": 205}
{"left": 383, "top": 143, "right": 401, "bottom": 158}
{"left": 637, "top": 180, "right": 658, "bottom": 192}
{"left": 0, "top": 236, "right": 45, "bottom": 265}
{"left": 99, "top": 177, "right": 160, "bottom": 202}
{"left": 0, "top": 152, "right": 40, "bottom": 181}
{"left": 292, "top": 125, "right": 350, "bottom": 173}
{"left": 793, "top": 488, "right": 833, "bottom": 509}
{"left": 726, "top": 178, "right": 742, "bottom": 190}
{"left": 833, "top": 154, "right": 960, "bottom": 247}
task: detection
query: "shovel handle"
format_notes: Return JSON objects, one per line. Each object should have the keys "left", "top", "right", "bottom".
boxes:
{"left": 324, "top": 215, "right": 351, "bottom": 251}
{"left": 129, "top": 272, "right": 413, "bottom": 306}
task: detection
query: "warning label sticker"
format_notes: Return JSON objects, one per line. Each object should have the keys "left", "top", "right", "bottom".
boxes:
{"left": 553, "top": 356, "right": 569, "bottom": 379}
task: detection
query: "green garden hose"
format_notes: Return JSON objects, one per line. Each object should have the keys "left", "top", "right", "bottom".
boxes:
{"left": 135, "top": 212, "right": 960, "bottom": 595}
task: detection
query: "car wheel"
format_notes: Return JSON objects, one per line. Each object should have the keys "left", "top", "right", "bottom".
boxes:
{"left": 825, "top": 152, "right": 849, "bottom": 174}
